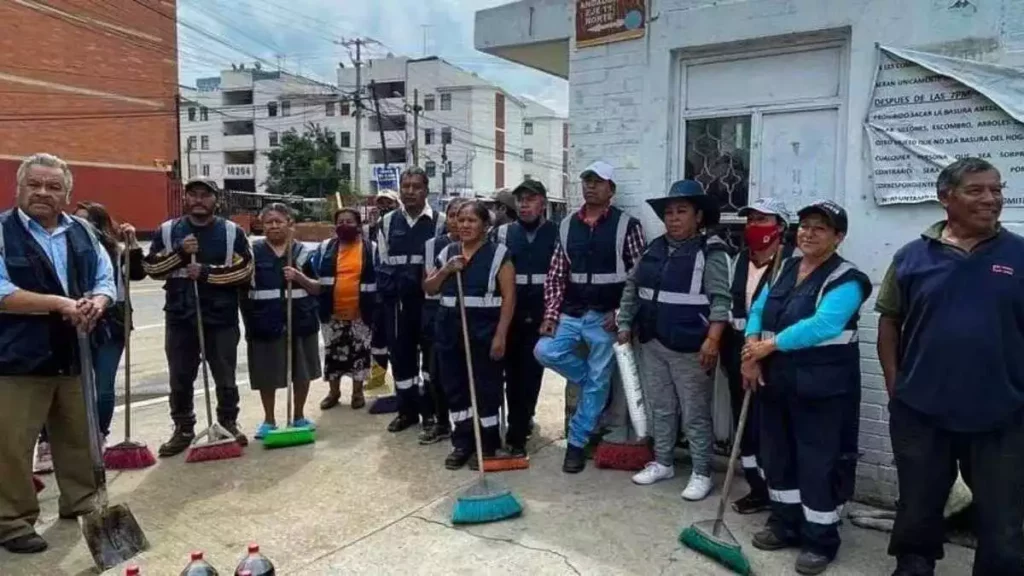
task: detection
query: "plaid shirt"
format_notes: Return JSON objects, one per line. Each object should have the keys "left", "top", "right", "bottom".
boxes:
{"left": 543, "top": 205, "right": 646, "bottom": 322}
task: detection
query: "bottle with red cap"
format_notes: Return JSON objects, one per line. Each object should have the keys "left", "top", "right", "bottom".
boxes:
{"left": 180, "top": 551, "right": 220, "bottom": 575}
{"left": 125, "top": 565, "right": 141, "bottom": 576}
{"left": 234, "top": 543, "right": 275, "bottom": 576}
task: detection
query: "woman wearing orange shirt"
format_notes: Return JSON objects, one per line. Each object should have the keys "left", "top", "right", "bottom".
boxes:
{"left": 314, "top": 208, "right": 378, "bottom": 410}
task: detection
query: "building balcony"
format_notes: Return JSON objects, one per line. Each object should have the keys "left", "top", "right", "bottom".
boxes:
{"left": 222, "top": 134, "right": 256, "bottom": 151}
{"left": 474, "top": 0, "right": 571, "bottom": 79}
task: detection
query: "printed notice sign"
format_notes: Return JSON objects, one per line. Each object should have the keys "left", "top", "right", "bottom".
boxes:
{"left": 866, "top": 47, "right": 1024, "bottom": 205}
{"left": 575, "top": 0, "right": 645, "bottom": 49}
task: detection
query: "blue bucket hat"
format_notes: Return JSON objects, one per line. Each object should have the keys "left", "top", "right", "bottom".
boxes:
{"left": 646, "top": 179, "right": 720, "bottom": 227}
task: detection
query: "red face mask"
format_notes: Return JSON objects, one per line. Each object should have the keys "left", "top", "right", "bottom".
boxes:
{"left": 744, "top": 222, "right": 781, "bottom": 252}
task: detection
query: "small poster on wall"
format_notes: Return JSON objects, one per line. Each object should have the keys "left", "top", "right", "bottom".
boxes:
{"left": 575, "top": 0, "right": 645, "bottom": 49}
{"left": 866, "top": 46, "right": 1024, "bottom": 206}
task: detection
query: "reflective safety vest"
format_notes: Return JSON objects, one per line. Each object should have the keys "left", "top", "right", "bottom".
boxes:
{"left": 728, "top": 244, "right": 796, "bottom": 332}
{"left": 242, "top": 240, "right": 320, "bottom": 341}
{"left": 376, "top": 208, "right": 446, "bottom": 301}
{"left": 422, "top": 233, "right": 455, "bottom": 333}
{"left": 495, "top": 220, "right": 558, "bottom": 323}
{"left": 760, "top": 254, "right": 872, "bottom": 398}
{"left": 634, "top": 234, "right": 728, "bottom": 353}
{"left": 559, "top": 206, "right": 636, "bottom": 316}
{"left": 434, "top": 240, "right": 508, "bottom": 350}
{"left": 156, "top": 216, "right": 243, "bottom": 326}
{"left": 0, "top": 210, "right": 98, "bottom": 376}
{"left": 313, "top": 238, "right": 378, "bottom": 325}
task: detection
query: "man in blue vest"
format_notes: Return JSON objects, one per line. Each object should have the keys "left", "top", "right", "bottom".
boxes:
{"left": 534, "top": 161, "right": 646, "bottom": 473}
{"left": 376, "top": 167, "right": 446, "bottom": 434}
{"left": 0, "top": 153, "right": 116, "bottom": 554}
{"left": 495, "top": 179, "right": 559, "bottom": 456}
{"left": 144, "top": 177, "right": 254, "bottom": 457}
{"left": 876, "top": 158, "right": 1024, "bottom": 576}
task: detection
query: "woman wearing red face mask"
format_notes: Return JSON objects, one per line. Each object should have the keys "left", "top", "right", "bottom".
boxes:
{"left": 312, "top": 208, "right": 379, "bottom": 411}
{"left": 721, "top": 197, "right": 793, "bottom": 515}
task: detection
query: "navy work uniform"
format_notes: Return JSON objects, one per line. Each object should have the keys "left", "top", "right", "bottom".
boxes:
{"left": 494, "top": 220, "right": 558, "bottom": 449}
{"left": 421, "top": 233, "right": 455, "bottom": 431}
{"left": 758, "top": 255, "right": 871, "bottom": 559}
{"left": 242, "top": 239, "right": 321, "bottom": 350}
{"left": 376, "top": 208, "right": 446, "bottom": 426}
{"left": 723, "top": 245, "right": 795, "bottom": 504}
{"left": 313, "top": 237, "right": 378, "bottom": 329}
{"left": 434, "top": 240, "right": 510, "bottom": 455}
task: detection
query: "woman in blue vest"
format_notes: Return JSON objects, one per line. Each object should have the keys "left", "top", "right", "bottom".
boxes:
{"left": 742, "top": 200, "right": 872, "bottom": 576}
{"left": 615, "top": 179, "right": 731, "bottom": 501}
{"left": 424, "top": 201, "right": 515, "bottom": 470}
{"left": 242, "top": 203, "right": 322, "bottom": 438}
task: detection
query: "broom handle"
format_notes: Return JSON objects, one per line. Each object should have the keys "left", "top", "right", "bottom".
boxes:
{"left": 191, "top": 254, "right": 214, "bottom": 428}
{"left": 714, "top": 389, "right": 751, "bottom": 535}
{"left": 285, "top": 236, "right": 294, "bottom": 427}
{"left": 123, "top": 248, "right": 133, "bottom": 441}
{"left": 455, "top": 271, "right": 487, "bottom": 475}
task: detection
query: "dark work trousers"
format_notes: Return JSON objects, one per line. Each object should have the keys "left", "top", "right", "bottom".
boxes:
{"left": 370, "top": 304, "right": 389, "bottom": 370}
{"left": 888, "top": 399, "right": 1024, "bottom": 576}
{"left": 439, "top": 338, "right": 503, "bottom": 454}
{"left": 384, "top": 298, "right": 424, "bottom": 420}
{"left": 722, "top": 328, "right": 767, "bottom": 498}
{"left": 505, "top": 316, "right": 545, "bottom": 448}
{"left": 165, "top": 321, "right": 241, "bottom": 429}
{"left": 759, "top": 386, "right": 859, "bottom": 559}
{"left": 419, "top": 335, "right": 447, "bottom": 426}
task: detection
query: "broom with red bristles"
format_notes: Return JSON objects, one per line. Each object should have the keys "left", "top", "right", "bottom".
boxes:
{"left": 103, "top": 253, "right": 157, "bottom": 470}
{"left": 33, "top": 475, "right": 45, "bottom": 493}
{"left": 185, "top": 255, "right": 243, "bottom": 464}
{"left": 593, "top": 341, "right": 654, "bottom": 471}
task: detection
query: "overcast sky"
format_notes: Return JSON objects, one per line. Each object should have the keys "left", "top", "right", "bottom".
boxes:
{"left": 177, "top": 0, "right": 568, "bottom": 114}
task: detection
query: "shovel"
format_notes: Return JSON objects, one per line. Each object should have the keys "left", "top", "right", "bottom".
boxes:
{"left": 77, "top": 330, "right": 149, "bottom": 570}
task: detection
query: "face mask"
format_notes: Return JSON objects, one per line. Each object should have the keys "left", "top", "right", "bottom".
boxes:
{"left": 744, "top": 222, "right": 781, "bottom": 252}
{"left": 336, "top": 225, "right": 360, "bottom": 241}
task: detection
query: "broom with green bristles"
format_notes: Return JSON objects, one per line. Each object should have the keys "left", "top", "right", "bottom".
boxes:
{"left": 450, "top": 271, "right": 523, "bottom": 525}
{"left": 264, "top": 236, "right": 315, "bottom": 449}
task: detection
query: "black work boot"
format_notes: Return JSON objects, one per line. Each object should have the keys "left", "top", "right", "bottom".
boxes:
{"left": 387, "top": 414, "right": 418, "bottom": 433}
{"left": 158, "top": 426, "right": 195, "bottom": 458}
{"left": 445, "top": 448, "right": 474, "bottom": 470}
{"left": 752, "top": 527, "right": 798, "bottom": 551}
{"left": 1, "top": 533, "right": 48, "bottom": 554}
{"left": 418, "top": 421, "right": 451, "bottom": 445}
{"left": 562, "top": 444, "right": 586, "bottom": 474}
{"left": 795, "top": 550, "right": 832, "bottom": 575}
{"left": 219, "top": 422, "right": 249, "bottom": 447}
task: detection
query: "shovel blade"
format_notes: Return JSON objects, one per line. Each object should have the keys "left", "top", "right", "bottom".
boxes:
{"left": 81, "top": 504, "right": 149, "bottom": 570}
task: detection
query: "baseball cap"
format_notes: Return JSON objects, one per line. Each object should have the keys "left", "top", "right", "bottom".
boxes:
{"left": 738, "top": 197, "right": 792, "bottom": 223}
{"left": 184, "top": 177, "right": 219, "bottom": 195}
{"left": 580, "top": 160, "right": 615, "bottom": 182}
{"left": 512, "top": 179, "right": 547, "bottom": 197}
{"left": 375, "top": 189, "right": 400, "bottom": 203}
{"left": 493, "top": 189, "right": 517, "bottom": 212}
{"left": 798, "top": 200, "right": 848, "bottom": 234}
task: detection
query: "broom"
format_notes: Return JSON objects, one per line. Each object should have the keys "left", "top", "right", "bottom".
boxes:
{"left": 593, "top": 340, "right": 653, "bottom": 471}
{"left": 450, "top": 271, "right": 523, "bottom": 525}
{"left": 185, "top": 255, "right": 244, "bottom": 463}
{"left": 368, "top": 300, "right": 400, "bottom": 414}
{"left": 33, "top": 475, "right": 45, "bottom": 493}
{"left": 104, "top": 252, "right": 157, "bottom": 469}
{"left": 264, "top": 236, "right": 315, "bottom": 449}
{"left": 679, "top": 389, "right": 753, "bottom": 575}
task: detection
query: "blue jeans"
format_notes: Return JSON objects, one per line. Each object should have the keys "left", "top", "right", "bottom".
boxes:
{"left": 534, "top": 311, "right": 616, "bottom": 448}
{"left": 40, "top": 337, "right": 122, "bottom": 442}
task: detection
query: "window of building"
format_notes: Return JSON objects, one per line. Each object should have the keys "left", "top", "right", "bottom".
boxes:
{"left": 425, "top": 161, "right": 436, "bottom": 178}
{"left": 524, "top": 122, "right": 533, "bottom": 135}
{"left": 281, "top": 100, "right": 291, "bottom": 117}
{"left": 523, "top": 148, "right": 533, "bottom": 163}
{"left": 424, "top": 129, "right": 434, "bottom": 145}
{"left": 186, "top": 135, "right": 197, "bottom": 150}
{"left": 441, "top": 127, "right": 452, "bottom": 144}
{"left": 423, "top": 95, "right": 435, "bottom": 111}
{"left": 326, "top": 101, "right": 335, "bottom": 116}
{"left": 201, "top": 164, "right": 210, "bottom": 177}
{"left": 269, "top": 131, "right": 279, "bottom": 147}
{"left": 188, "top": 164, "right": 197, "bottom": 177}
{"left": 200, "top": 106, "right": 209, "bottom": 121}
{"left": 341, "top": 163, "right": 352, "bottom": 181}
{"left": 200, "top": 135, "right": 209, "bottom": 150}
{"left": 325, "top": 130, "right": 335, "bottom": 144}
{"left": 340, "top": 131, "right": 351, "bottom": 148}
{"left": 267, "top": 101, "right": 278, "bottom": 117}
{"left": 445, "top": 161, "right": 453, "bottom": 176}
{"left": 187, "top": 107, "right": 196, "bottom": 121}
{"left": 340, "top": 101, "right": 350, "bottom": 116}
{"left": 684, "top": 116, "right": 752, "bottom": 213}
{"left": 440, "top": 93, "right": 451, "bottom": 111}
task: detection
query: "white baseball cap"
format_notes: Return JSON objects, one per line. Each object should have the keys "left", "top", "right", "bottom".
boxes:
{"left": 580, "top": 160, "right": 615, "bottom": 182}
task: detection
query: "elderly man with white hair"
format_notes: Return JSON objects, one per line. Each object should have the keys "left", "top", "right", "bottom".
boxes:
{"left": 0, "top": 153, "right": 115, "bottom": 553}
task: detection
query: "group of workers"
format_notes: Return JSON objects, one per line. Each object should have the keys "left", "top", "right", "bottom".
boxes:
{"left": 0, "top": 152, "right": 1020, "bottom": 576}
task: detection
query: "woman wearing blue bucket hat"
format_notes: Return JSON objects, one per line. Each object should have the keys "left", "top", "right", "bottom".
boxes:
{"left": 616, "top": 179, "right": 731, "bottom": 501}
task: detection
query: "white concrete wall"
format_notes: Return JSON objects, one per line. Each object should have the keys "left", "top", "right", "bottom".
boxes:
{"left": 563, "top": 0, "right": 1024, "bottom": 505}
{"left": 523, "top": 115, "right": 567, "bottom": 200}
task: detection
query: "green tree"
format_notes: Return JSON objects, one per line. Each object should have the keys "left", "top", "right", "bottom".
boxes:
{"left": 264, "top": 123, "right": 357, "bottom": 204}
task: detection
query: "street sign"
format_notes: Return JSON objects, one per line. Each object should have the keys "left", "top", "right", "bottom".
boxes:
{"left": 373, "top": 166, "right": 399, "bottom": 190}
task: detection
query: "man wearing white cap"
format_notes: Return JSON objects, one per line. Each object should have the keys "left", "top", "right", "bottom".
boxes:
{"left": 534, "top": 161, "right": 646, "bottom": 473}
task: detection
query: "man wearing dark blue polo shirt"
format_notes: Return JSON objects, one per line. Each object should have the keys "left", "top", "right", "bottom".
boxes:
{"left": 876, "top": 157, "right": 1024, "bottom": 576}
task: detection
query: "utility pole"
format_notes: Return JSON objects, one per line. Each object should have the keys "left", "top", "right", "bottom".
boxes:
{"left": 441, "top": 141, "right": 448, "bottom": 197}
{"left": 412, "top": 89, "right": 420, "bottom": 165}
{"left": 370, "top": 80, "right": 389, "bottom": 171}
{"left": 353, "top": 40, "right": 362, "bottom": 196}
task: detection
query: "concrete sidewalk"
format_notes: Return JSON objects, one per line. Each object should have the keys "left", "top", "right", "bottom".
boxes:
{"left": 6, "top": 372, "right": 973, "bottom": 575}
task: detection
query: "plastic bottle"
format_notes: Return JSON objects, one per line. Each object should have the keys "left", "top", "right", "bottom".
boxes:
{"left": 126, "top": 566, "right": 141, "bottom": 576}
{"left": 234, "top": 543, "right": 275, "bottom": 576}
{"left": 180, "top": 551, "right": 220, "bottom": 576}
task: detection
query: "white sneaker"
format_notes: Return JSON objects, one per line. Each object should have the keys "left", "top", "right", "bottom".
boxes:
{"left": 34, "top": 441, "right": 54, "bottom": 474}
{"left": 681, "top": 474, "right": 714, "bottom": 501}
{"left": 631, "top": 462, "right": 675, "bottom": 485}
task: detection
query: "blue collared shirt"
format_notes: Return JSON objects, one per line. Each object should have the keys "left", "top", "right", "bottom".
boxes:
{"left": 0, "top": 209, "right": 116, "bottom": 303}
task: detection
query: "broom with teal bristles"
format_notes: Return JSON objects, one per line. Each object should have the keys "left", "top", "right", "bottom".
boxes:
{"left": 679, "top": 388, "right": 753, "bottom": 575}
{"left": 450, "top": 271, "right": 523, "bottom": 525}
{"left": 264, "top": 237, "right": 315, "bottom": 449}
